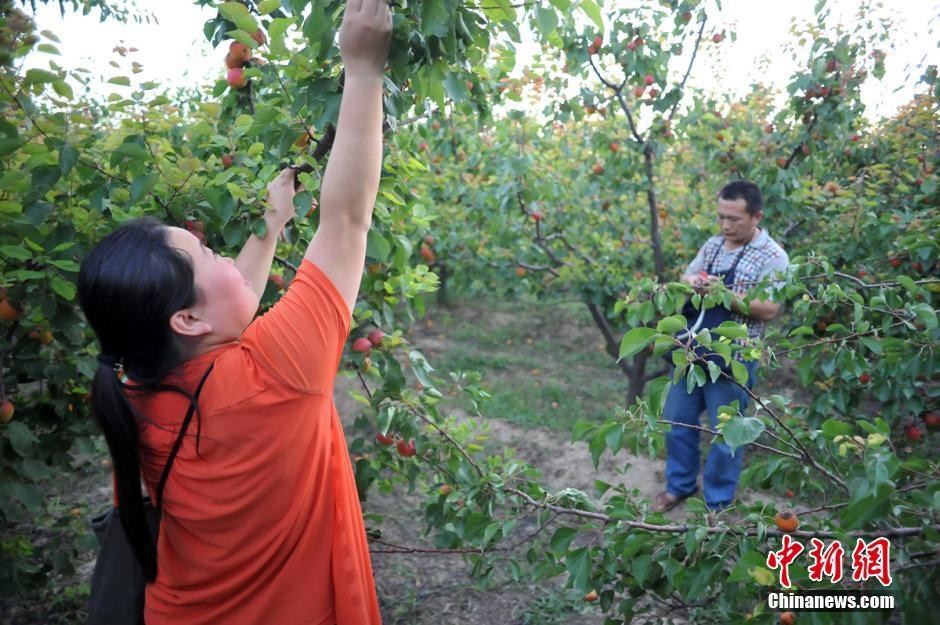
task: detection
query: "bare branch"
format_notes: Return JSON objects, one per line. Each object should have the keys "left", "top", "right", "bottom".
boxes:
{"left": 668, "top": 14, "right": 708, "bottom": 122}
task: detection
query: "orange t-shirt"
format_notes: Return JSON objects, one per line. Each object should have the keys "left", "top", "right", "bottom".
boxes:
{"left": 129, "top": 259, "right": 381, "bottom": 625}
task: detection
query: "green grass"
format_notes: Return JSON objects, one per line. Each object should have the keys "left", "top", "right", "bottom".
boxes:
{"left": 419, "top": 296, "right": 626, "bottom": 431}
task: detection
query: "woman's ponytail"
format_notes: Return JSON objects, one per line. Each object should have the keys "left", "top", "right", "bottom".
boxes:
{"left": 92, "top": 360, "right": 157, "bottom": 582}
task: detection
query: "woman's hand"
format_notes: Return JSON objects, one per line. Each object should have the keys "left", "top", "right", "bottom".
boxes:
{"left": 339, "top": 0, "right": 392, "bottom": 79}
{"left": 264, "top": 168, "right": 299, "bottom": 233}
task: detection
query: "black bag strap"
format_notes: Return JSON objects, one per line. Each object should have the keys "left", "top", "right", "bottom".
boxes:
{"left": 705, "top": 238, "right": 751, "bottom": 276}
{"left": 154, "top": 362, "right": 214, "bottom": 509}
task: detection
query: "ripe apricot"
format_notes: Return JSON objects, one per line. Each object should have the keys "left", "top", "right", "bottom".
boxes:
{"left": 775, "top": 511, "right": 799, "bottom": 532}
{"left": 396, "top": 439, "right": 416, "bottom": 457}
{"left": 0, "top": 299, "right": 21, "bottom": 321}
{"left": 780, "top": 611, "right": 796, "bottom": 625}
{"left": 224, "top": 51, "right": 243, "bottom": 69}
{"left": 228, "top": 41, "right": 251, "bottom": 65}
{"left": 0, "top": 399, "right": 14, "bottom": 423}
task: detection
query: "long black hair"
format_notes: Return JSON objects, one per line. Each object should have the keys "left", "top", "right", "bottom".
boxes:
{"left": 78, "top": 216, "right": 204, "bottom": 582}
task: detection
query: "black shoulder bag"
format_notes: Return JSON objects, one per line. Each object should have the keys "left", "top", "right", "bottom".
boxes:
{"left": 87, "top": 362, "right": 214, "bottom": 625}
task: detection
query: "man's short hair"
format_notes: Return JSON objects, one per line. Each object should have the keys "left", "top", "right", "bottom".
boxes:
{"left": 718, "top": 180, "right": 763, "bottom": 216}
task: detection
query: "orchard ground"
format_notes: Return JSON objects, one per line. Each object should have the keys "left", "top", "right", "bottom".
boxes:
{"left": 3, "top": 295, "right": 803, "bottom": 625}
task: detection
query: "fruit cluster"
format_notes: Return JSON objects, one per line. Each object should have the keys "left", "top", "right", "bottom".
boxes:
{"left": 374, "top": 431, "right": 416, "bottom": 457}
{"left": 224, "top": 29, "right": 265, "bottom": 90}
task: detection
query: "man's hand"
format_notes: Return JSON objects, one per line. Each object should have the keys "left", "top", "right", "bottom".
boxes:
{"left": 682, "top": 271, "right": 720, "bottom": 294}
{"left": 339, "top": 0, "right": 392, "bottom": 79}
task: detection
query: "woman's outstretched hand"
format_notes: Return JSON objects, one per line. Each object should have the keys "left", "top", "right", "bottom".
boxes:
{"left": 265, "top": 167, "right": 299, "bottom": 234}
{"left": 339, "top": 0, "right": 393, "bottom": 79}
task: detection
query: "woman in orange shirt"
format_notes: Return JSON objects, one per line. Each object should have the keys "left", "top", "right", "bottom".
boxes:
{"left": 77, "top": 2, "right": 391, "bottom": 622}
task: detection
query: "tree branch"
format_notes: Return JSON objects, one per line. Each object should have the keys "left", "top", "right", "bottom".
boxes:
{"left": 668, "top": 13, "right": 707, "bottom": 122}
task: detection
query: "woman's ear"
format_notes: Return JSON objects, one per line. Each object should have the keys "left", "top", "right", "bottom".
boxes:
{"left": 169, "top": 308, "right": 212, "bottom": 338}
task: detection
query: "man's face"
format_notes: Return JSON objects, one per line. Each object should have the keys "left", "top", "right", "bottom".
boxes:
{"left": 717, "top": 197, "right": 761, "bottom": 245}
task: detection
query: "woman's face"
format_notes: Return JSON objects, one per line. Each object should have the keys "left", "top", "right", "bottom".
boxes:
{"left": 166, "top": 227, "right": 259, "bottom": 351}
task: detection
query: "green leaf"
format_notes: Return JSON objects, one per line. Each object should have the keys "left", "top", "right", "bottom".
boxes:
{"left": 408, "top": 350, "right": 436, "bottom": 388}
{"left": 820, "top": 418, "right": 853, "bottom": 438}
{"left": 711, "top": 321, "right": 748, "bottom": 339}
{"left": 222, "top": 221, "right": 243, "bottom": 248}
{"left": 442, "top": 72, "right": 469, "bottom": 101}
{"left": 52, "top": 80, "right": 73, "bottom": 99}
{"left": 706, "top": 361, "right": 722, "bottom": 383}
{"left": 481, "top": 0, "right": 516, "bottom": 21}
{"left": 50, "top": 275, "right": 76, "bottom": 300}
{"left": 0, "top": 138, "right": 24, "bottom": 157}
{"left": 6, "top": 269, "right": 45, "bottom": 281}
{"left": 730, "top": 359, "right": 749, "bottom": 385}
{"left": 421, "top": 1, "right": 449, "bottom": 38}
{"left": 860, "top": 337, "right": 882, "bottom": 355}
{"left": 721, "top": 416, "right": 765, "bottom": 454}
{"left": 4, "top": 421, "right": 37, "bottom": 457}
{"left": 564, "top": 547, "right": 591, "bottom": 592}
{"left": 48, "top": 259, "right": 79, "bottom": 272}
{"left": 107, "top": 76, "right": 131, "bottom": 86}
{"left": 896, "top": 275, "right": 916, "bottom": 292}
{"left": 632, "top": 554, "right": 651, "bottom": 585}
{"left": 864, "top": 452, "right": 898, "bottom": 489}
{"left": 268, "top": 18, "right": 292, "bottom": 56}
{"left": 656, "top": 315, "right": 687, "bottom": 334}
{"left": 59, "top": 143, "right": 78, "bottom": 176}
{"left": 604, "top": 423, "right": 624, "bottom": 455}
{"left": 619, "top": 327, "right": 656, "bottom": 359}
{"left": 728, "top": 550, "right": 769, "bottom": 582}
{"left": 130, "top": 174, "right": 158, "bottom": 203}
{"left": 571, "top": 420, "right": 595, "bottom": 442}
{"left": 535, "top": 6, "right": 559, "bottom": 36}
{"left": 228, "top": 28, "right": 259, "bottom": 49}
{"left": 24, "top": 68, "right": 57, "bottom": 85}
{"left": 0, "top": 245, "right": 31, "bottom": 260}
{"left": 219, "top": 2, "right": 259, "bottom": 33}
{"left": 0, "top": 118, "right": 18, "bottom": 139}
{"left": 910, "top": 303, "right": 937, "bottom": 331}
{"left": 647, "top": 376, "right": 671, "bottom": 416}
{"left": 367, "top": 231, "right": 391, "bottom": 262}
{"left": 10, "top": 482, "right": 44, "bottom": 513}
{"left": 258, "top": 0, "right": 280, "bottom": 14}
{"left": 579, "top": 0, "right": 604, "bottom": 31}
{"left": 550, "top": 527, "right": 577, "bottom": 557}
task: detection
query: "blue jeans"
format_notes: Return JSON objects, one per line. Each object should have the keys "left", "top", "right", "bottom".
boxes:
{"left": 663, "top": 360, "right": 759, "bottom": 510}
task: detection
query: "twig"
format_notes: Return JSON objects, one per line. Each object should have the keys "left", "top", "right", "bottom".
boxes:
{"left": 668, "top": 14, "right": 707, "bottom": 122}
{"left": 658, "top": 418, "right": 802, "bottom": 460}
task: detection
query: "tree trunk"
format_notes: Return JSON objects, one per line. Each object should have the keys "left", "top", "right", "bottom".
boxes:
{"left": 436, "top": 261, "right": 449, "bottom": 307}
{"left": 627, "top": 350, "right": 650, "bottom": 404}
{"left": 643, "top": 143, "right": 665, "bottom": 279}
